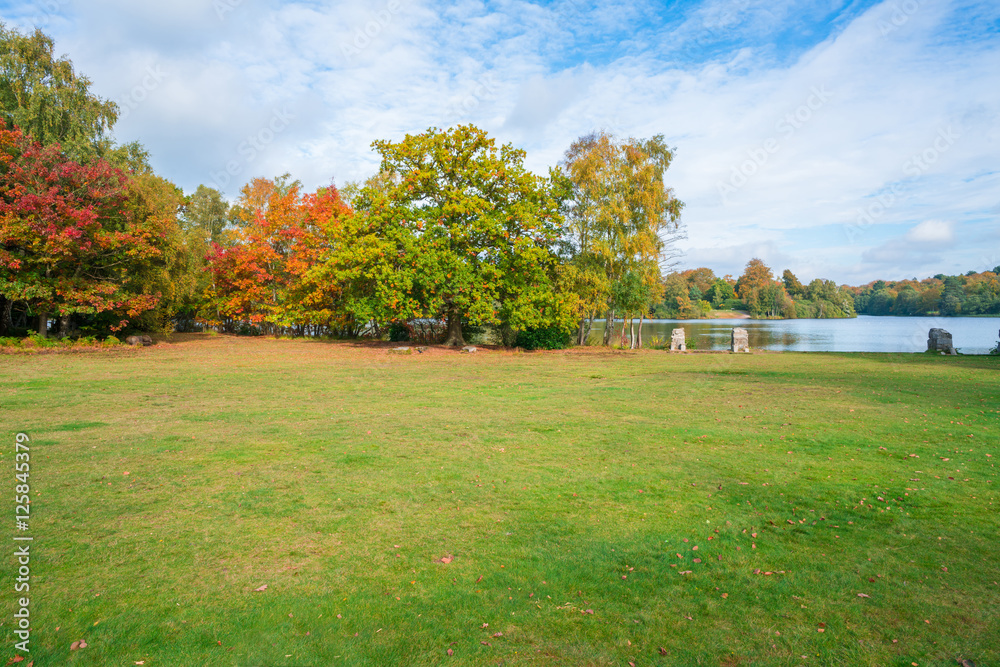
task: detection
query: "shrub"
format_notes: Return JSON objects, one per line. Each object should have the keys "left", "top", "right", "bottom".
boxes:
{"left": 514, "top": 326, "right": 571, "bottom": 350}
{"left": 719, "top": 298, "right": 747, "bottom": 311}
{"left": 388, "top": 321, "right": 411, "bottom": 342}
{"left": 645, "top": 335, "right": 669, "bottom": 350}
{"left": 25, "top": 332, "right": 63, "bottom": 348}
{"left": 462, "top": 322, "right": 486, "bottom": 345}
{"left": 0, "top": 336, "right": 21, "bottom": 348}
{"left": 103, "top": 335, "right": 121, "bottom": 347}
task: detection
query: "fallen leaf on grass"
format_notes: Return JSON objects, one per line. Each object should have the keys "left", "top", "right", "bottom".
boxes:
{"left": 254, "top": 584, "right": 268, "bottom": 592}
{"left": 6, "top": 657, "right": 24, "bottom": 664}
{"left": 659, "top": 647, "right": 668, "bottom": 655}
{"left": 447, "top": 648, "right": 453, "bottom": 656}
{"left": 721, "top": 593, "right": 728, "bottom": 598}
{"left": 857, "top": 593, "right": 871, "bottom": 598}
{"left": 476, "top": 575, "right": 483, "bottom": 583}
{"left": 438, "top": 555, "right": 453, "bottom": 564}
{"left": 70, "top": 641, "right": 87, "bottom": 650}
{"left": 582, "top": 609, "right": 594, "bottom": 614}
{"left": 493, "top": 632, "right": 503, "bottom": 637}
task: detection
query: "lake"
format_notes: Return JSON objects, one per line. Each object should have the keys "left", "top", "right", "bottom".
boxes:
{"left": 590, "top": 315, "right": 1000, "bottom": 354}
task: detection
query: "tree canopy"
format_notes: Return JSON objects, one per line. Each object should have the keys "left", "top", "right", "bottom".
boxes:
{"left": 353, "top": 124, "right": 570, "bottom": 346}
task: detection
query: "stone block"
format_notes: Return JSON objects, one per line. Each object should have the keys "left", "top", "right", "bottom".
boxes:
{"left": 731, "top": 327, "right": 750, "bottom": 353}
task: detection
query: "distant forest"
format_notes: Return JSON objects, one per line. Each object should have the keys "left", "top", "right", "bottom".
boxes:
{"left": 656, "top": 259, "right": 1000, "bottom": 320}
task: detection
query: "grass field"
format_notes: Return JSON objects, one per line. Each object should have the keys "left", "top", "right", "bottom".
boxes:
{"left": 2, "top": 335, "right": 998, "bottom": 666}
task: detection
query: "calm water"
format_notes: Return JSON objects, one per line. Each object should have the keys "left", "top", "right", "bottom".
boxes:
{"left": 592, "top": 315, "right": 1000, "bottom": 354}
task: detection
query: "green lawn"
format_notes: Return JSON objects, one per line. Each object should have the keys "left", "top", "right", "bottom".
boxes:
{"left": 2, "top": 335, "right": 998, "bottom": 666}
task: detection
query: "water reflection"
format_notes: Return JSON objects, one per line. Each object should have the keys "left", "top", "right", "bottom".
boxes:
{"left": 590, "top": 316, "right": 1000, "bottom": 354}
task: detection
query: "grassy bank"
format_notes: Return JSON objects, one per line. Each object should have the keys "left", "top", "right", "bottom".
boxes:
{"left": 2, "top": 335, "right": 998, "bottom": 665}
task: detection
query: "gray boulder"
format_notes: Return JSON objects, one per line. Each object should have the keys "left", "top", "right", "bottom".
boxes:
{"left": 927, "top": 328, "right": 956, "bottom": 355}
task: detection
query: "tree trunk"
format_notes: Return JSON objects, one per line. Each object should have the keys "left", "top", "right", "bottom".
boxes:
{"left": 636, "top": 314, "right": 644, "bottom": 349}
{"left": 603, "top": 309, "right": 615, "bottom": 346}
{"left": 37, "top": 312, "right": 48, "bottom": 337}
{"left": 59, "top": 313, "right": 72, "bottom": 337}
{"left": 0, "top": 297, "right": 11, "bottom": 335}
{"left": 577, "top": 317, "right": 589, "bottom": 346}
{"left": 629, "top": 318, "right": 637, "bottom": 349}
{"left": 443, "top": 306, "right": 465, "bottom": 347}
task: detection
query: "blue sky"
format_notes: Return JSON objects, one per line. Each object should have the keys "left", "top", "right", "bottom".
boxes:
{"left": 2, "top": 0, "right": 998, "bottom": 284}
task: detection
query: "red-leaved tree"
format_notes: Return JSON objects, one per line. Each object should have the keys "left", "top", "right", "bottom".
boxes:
{"left": 0, "top": 121, "right": 161, "bottom": 334}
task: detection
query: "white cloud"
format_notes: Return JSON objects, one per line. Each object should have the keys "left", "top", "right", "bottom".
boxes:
{"left": 905, "top": 219, "right": 954, "bottom": 244}
{"left": 4, "top": 0, "right": 997, "bottom": 283}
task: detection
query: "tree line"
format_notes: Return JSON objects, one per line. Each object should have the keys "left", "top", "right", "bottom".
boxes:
{"left": 3, "top": 24, "right": 992, "bottom": 351}
{"left": 850, "top": 271, "right": 1000, "bottom": 317}
{"left": 1, "top": 25, "right": 688, "bottom": 347}
{"left": 651, "top": 260, "right": 857, "bottom": 320}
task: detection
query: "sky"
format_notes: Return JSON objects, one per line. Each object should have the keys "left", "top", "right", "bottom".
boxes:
{"left": 2, "top": 0, "right": 999, "bottom": 285}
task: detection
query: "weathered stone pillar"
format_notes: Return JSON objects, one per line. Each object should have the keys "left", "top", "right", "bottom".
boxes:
{"left": 670, "top": 328, "right": 686, "bottom": 351}
{"left": 731, "top": 327, "right": 750, "bottom": 353}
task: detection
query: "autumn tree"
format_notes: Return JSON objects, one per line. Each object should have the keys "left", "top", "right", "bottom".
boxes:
{"left": 353, "top": 125, "right": 569, "bottom": 346}
{"left": 782, "top": 269, "right": 805, "bottom": 297}
{"left": 562, "top": 131, "right": 683, "bottom": 345}
{"left": 0, "top": 122, "right": 162, "bottom": 335}
{"left": 207, "top": 176, "right": 304, "bottom": 331}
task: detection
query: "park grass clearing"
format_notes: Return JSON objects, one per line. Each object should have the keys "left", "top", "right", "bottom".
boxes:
{"left": 2, "top": 334, "right": 999, "bottom": 666}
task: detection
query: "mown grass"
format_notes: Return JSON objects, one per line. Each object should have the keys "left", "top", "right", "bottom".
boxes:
{"left": 2, "top": 335, "right": 998, "bottom": 666}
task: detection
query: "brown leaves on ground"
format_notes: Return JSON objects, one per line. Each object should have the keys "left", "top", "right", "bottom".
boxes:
{"left": 253, "top": 584, "right": 268, "bottom": 592}
{"left": 437, "top": 554, "right": 453, "bottom": 564}
{"left": 70, "top": 640, "right": 87, "bottom": 650}
{"left": 446, "top": 648, "right": 454, "bottom": 656}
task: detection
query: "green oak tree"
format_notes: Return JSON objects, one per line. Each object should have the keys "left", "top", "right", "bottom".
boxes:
{"left": 352, "top": 125, "right": 569, "bottom": 346}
